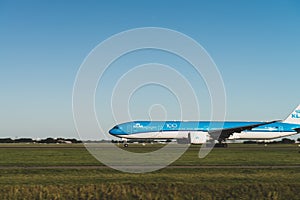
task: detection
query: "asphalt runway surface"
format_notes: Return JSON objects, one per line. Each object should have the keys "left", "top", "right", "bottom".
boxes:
{"left": 1, "top": 165, "right": 300, "bottom": 170}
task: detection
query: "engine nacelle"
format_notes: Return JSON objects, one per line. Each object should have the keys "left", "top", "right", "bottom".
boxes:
{"left": 188, "top": 132, "right": 208, "bottom": 144}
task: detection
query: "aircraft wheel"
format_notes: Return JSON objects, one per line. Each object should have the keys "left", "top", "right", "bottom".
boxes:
{"left": 124, "top": 143, "right": 128, "bottom": 147}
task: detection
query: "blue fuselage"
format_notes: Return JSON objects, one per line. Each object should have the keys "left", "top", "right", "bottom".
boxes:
{"left": 109, "top": 121, "right": 300, "bottom": 140}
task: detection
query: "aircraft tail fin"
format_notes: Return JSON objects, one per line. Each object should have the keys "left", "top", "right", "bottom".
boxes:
{"left": 283, "top": 104, "right": 300, "bottom": 124}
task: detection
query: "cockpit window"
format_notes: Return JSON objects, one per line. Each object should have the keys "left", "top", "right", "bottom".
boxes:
{"left": 113, "top": 126, "right": 119, "bottom": 129}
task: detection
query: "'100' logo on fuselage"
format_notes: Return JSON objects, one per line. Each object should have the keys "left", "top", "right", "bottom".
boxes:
{"left": 166, "top": 123, "right": 178, "bottom": 128}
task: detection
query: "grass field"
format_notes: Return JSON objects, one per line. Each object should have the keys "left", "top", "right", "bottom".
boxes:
{"left": 0, "top": 143, "right": 300, "bottom": 199}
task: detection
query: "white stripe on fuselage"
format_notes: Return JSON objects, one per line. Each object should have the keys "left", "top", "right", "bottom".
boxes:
{"left": 117, "top": 131, "right": 192, "bottom": 139}
{"left": 117, "top": 130, "right": 297, "bottom": 140}
{"left": 228, "top": 131, "right": 297, "bottom": 140}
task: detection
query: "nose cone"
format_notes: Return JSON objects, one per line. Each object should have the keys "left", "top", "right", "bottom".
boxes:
{"left": 109, "top": 126, "right": 124, "bottom": 136}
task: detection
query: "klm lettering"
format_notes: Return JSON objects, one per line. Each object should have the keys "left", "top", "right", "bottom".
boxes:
{"left": 292, "top": 111, "right": 300, "bottom": 118}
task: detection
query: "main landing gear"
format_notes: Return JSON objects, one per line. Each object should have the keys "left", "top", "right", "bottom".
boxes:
{"left": 204, "top": 140, "right": 228, "bottom": 148}
{"left": 214, "top": 143, "right": 228, "bottom": 148}
{"left": 214, "top": 139, "right": 228, "bottom": 148}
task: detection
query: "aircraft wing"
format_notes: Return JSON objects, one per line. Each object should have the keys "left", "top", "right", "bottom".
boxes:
{"left": 208, "top": 120, "right": 280, "bottom": 141}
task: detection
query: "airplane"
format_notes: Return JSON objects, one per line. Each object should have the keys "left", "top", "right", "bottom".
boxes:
{"left": 109, "top": 104, "right": 300, "bottom": 147}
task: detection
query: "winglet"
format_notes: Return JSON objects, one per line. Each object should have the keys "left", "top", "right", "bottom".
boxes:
{"left": 283, "top": 104, "right": 300, "bottom": 124}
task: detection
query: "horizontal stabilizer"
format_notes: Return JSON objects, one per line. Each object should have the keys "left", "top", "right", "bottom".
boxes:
{"left": 293, "top": 128, "right": 300, "bottom": 133}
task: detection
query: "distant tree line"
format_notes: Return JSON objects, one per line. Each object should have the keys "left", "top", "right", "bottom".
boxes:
{"left": 2, "top": 137, "right": 298, "bottom": 144}
{"left": 0, "top": 137, "right": 82, "bottom": 144}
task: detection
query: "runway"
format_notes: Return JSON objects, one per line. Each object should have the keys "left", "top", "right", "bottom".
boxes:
{"left": 0, "top": 165, "right": 300, "bottom": 170}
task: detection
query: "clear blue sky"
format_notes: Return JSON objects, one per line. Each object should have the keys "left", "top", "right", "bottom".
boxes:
{"left": 1, "top": 0, "right": 300, "bottom": 139}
